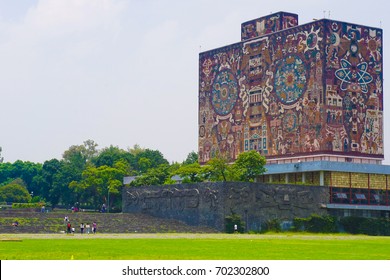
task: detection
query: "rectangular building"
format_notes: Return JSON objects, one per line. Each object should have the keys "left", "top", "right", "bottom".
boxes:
{"left": 198, "top": 12, "right": 383, "bottom": 165}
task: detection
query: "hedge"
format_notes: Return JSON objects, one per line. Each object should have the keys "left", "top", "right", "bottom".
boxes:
{"left": 340, "top": 216, "right": 390, "bottom": 236}
{"left": 293, "top": 214, "right": 337, "bottom": 233}
{"left": 12, "top": 202, "right": 45, "bottom": 209}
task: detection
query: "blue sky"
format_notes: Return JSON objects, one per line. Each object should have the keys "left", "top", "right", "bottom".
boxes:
{"left": 0, "top": 0, "right": 389, "bottom": 163}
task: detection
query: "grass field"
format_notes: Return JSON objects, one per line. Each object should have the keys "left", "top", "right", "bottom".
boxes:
{"left": 1, "top": 233, "right": 390, "bottom": 260}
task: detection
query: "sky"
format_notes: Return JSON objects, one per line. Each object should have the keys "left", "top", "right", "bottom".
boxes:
{"left": 0, "top": 0, "right": 389, "bottom": 164}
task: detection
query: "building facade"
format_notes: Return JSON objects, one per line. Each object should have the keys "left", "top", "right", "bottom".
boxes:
{"left": 198, "top": 12, "right": 389, "bottom": 218}
{"left": 198, "top": 12, "right": 383, "bottom": 165}
{"left": 260, "top": 161, "right": 390, "bottom": 217}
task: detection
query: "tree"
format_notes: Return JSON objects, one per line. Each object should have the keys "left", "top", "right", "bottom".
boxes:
{"left": 0, "top": 160, "right": 43, "bottom": 196}
{"left": 203, "top": 156, "right": 230, "bottom": 181}
{"left": 131, "top": 164, "right": 171, "bottom": 186}
{"left": 70, "top": 160, "right": 127, "bottom": 210}
{"left": 82, "top": 139, "right": 99, "bottom": 161}
{"left": 128, "top": 144, "right": 145, "bottom": 156}
{"left": 59, "top": 141, "right": 100, "bottom": 207}
{"left": 93, "top": 145, "right": 135, "bottom": 170}
{"left": 183, "top": 151, "right": 198, "bottom": 165}
{"left": 37, "top": 159, "right": 63, "bottom": 206}
{"left": 0, "top": 179, "right": 31, "bottom": 203}
{"left": 231, "top": 151, "right": 267, "bottom": 182}
{"left": 62, "top": 139, "right": 98, "bottom": 168}
{"left": 173, "top": 162, "right": 204, "bottom": 183}
{"left": 49, "top": 161, "right": 80, "bottom": 208}
{"left": 137, "top": 157, "right": 152, "bottom": 174}
{"left": 0, "top": 162, "right": 15, "bottom": 185}
{"left": 134, "top": 149, "right": 169, "bottom": 172}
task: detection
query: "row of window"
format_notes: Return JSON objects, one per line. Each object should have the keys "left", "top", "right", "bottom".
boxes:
{"left": 330, "top": 187, "right": 390, "bottom": 206}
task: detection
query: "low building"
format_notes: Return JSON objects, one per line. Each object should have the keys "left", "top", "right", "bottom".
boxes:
{"left": 259, "top": 161, "right": 390, "bottom": 218}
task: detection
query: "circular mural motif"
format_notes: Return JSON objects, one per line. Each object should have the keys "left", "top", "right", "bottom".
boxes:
{"left": 283, "top": 110, "right": 298, "bottom": 133}
{"left": 274, "top": 54, "right": 307, "bottom": 104}
{"left": 306, "top": 33, "right": 318, "bottom": 49}
{"left": 211, "top": 70, "right": 238, "bottom": 116}
{"left": 199, "top": 125, "right": 205, "bottom": 138}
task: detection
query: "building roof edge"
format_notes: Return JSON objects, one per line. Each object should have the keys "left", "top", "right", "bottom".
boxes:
{"left": 264, "top": 161, "right": 390, "bottom": 175}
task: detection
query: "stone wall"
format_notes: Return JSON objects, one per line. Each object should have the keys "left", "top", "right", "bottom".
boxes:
{"left": 122, "top": 182, "right": 329, "bottom": 231}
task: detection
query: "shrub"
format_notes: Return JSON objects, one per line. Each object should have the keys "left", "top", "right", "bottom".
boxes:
{"left": 264, "top": 219, "right": 281, "bottom": 232}
{"left": 307, "top": 214, "right": 337, "bottom": 233}
{"left": 293, "top": 215, "right": 337, "bottom": 233}
{"left": 340, "top": 217, "right": 390, "bottom": 236}
{"left": 225, "top": 213, "right": 245, "bottom": 233}
{"left": 339, "top": 216, "right": 366, "bottom": 234}
{"left": 12, "top": 202, "right": 45, "bottom": 209}
{"left": 358, "top": 218, "right": 389, "bottom": 236}
{"left": 292, "top": 217, "right": 306, "bottom": 232}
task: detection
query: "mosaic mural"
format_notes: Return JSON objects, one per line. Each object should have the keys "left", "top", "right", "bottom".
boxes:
{"left": 199, "top": 13, "right": 383, "bottom": 164}
{"left": 241, "top": 12, "right": 298, "bottom": 41}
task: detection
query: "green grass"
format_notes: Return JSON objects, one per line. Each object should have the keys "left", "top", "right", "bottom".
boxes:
{"left": 1, "top": 233, "right": 390, "bottom": 260}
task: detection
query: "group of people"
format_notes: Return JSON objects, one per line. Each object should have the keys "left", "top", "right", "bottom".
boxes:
{"left": 65, "top": 216, "right": 97, "bottom": 234}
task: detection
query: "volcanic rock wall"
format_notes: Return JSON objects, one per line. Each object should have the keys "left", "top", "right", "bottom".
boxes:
{"left": 123, "top": 182, "right": 328, "bottom": 231}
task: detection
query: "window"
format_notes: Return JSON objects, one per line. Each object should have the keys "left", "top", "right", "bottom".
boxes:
{"left": 257, "top": 139, "right": 261, "bottom": 151}
{"left": 335, "top": 193, "right": 347, "bottom": 199}
{"left": 362, "top": 210, "right": 371, "bottom": 218}
{"left": 344, "top": 209, "right": 351, "bottom": 217}
{"left": 355, "top": 194, "right": 366, "bottom": 200}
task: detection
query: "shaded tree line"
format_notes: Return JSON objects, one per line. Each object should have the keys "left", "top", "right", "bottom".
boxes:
{"left": 0, "top": 141, "right": 266, "bottom": 211}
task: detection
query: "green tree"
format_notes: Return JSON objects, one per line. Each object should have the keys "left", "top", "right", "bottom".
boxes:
{"left": 137, "top": 157, "right": 152, "bottom": 174}
{"left": 0, "top": 161, "right": 43, "bottom": 197}
{"left": 62, "top": 139, "right": 98, "bottom": 169}
{"left": 231, "top": 151, "right": 266, "bottom": 182}
{"left": 0, "top": 179, "right": 31, "bottom": 203}
{"left": 58, "top": 141, "right": 100, "bottom": 207}
{"left": 128, "top": 144, "right": 145, "bottom": 156}
{"left": 36, "top": 159, "right": 63, "bottom": 206}
{"left": 135, "top": 149, "right": 168, "bottom": 170}
{"left": 131, "top": 164, "right": 170, "bottom": 186}
{"left": 173, "top": 162, "right": 204, "bottom": 183}
{"left": 50, "top": 161, "right": 81, "bottom": 208}
{"left": 70, "top": 161, "right": 127, "bottom": 210}
{"left": 93, "top": 145, "right": 135, "bottom": 170}
{"left": 203, "top": 156, "right": 230, "bottom": 181}
{"left": 183, "top": 151, "right": 198, "bottom": 165}
{"left": 0, "top": 162, "right": 15, "bottom": 185}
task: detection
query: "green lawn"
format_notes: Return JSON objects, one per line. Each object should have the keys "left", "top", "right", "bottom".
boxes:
{"left": 1, "top": 233, "right": 390, "bottom": 260}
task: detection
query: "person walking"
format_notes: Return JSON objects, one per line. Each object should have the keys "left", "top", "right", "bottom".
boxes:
{"left": 80, "top": 223, "right": 85, "bottom": 234}
{"left": 86, "top": 223, "right": 90, "bottom": 234}
{"left": 67, "top": 222, "right": 71, "bottom": 234}
{"left": 92, "top": 222, "right": 97, "bottom": 234}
